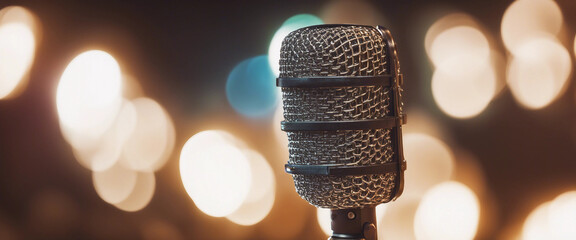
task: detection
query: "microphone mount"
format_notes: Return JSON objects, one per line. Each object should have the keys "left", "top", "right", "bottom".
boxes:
{"left": 330, "top": 207, "right": 378, "bottom": 240}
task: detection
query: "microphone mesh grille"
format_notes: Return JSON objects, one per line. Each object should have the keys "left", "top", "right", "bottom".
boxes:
{"left": 280, "top": 25, "right": 399, "bottom": 209}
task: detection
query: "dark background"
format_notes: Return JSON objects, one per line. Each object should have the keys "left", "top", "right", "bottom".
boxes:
{"left": 1, "top": 0, "right": 576, "bottom": 239}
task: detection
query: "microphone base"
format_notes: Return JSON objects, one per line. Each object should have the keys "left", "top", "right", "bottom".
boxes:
{"left": 329, "top": 207, "right": 377, "bottom": 240}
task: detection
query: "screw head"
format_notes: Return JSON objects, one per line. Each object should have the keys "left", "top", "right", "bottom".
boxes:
{"left": 347, "top": 211, "right": 356, "bottom": 220}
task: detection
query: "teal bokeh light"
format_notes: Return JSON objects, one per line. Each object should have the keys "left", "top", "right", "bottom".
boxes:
{"left": 268, "top": 14, "right": 324, "bottom": 76}
{"left": 226, "top": 55, "right": 278, "bottom": 118}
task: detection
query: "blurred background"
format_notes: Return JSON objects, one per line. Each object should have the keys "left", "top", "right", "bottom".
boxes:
{"left": 1, "top": 0, "right": 576, "bottom": 239}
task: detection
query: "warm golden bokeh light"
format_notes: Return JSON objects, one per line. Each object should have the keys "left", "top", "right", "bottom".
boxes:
{"left": 378, "top": 198, "right": 421, "bottom": 240}
{"left": 70, "top": 100, "right": 136, "bottom": 171}
{"left": 506, "top": 37, "right": 572, "bottom": 109}
{"left": 403, "top": 133, "right": 454, "bottom": 199}
{"left": 501, "top": 0, "right": 571, "bottom": 110}
{"left": 501, "top": 0, "right": 563, "bottom": 52}
{"left": 121, "top": 97, "right": 175, "bottom": 172}
{"left": 0, "top": 6, "right": 37, "bottom": 100}
{"left": 522, "top": 201, "right": 552, "bottom": 240}
{"left": 317, "top": 208, "right": 332, "bottom": 236}
{"left": 427, "top": 25, "right": 497, "bottom": 118}
{"left": 414, "top": 181, "right": 480, "bottom": 240}
{"left": 55, "top": 49, "right": 164, "bottom": 212}
{"left": 522, "top": 191, "right": 576, "bottom": 240}
{"left": 179, "top": 130, "right": 252, "bottom": 217}
{"left": 226, "top": 149, "right": 276, "bottom": 226}
{"left": 574, "top": 35, "right": 576, "bottom": 59}
{"left": 56, "top": 50, "right": 123, "bottom": 142}
{"left": 92, "top": 162, "right": 137, "bottom": 204}
{"left": 432, "top": 65, "right": 496, "bottom": 118}
{"left": 113, "top": 171, "right": 156, "bottom": 212}
{"left": 424, "top": 13, "right": 479, "bottom": 59}
{"left": 548, "top": 191, "right": 576, "bottom": 239}
{"left": 402, "top": 109, "right": 448, "bottom": 140}
{"left": 429, "top": 26, "right": 490, "bottom": 71}
{"left": 273, "top": 102, "right": 288, "bottom": 155}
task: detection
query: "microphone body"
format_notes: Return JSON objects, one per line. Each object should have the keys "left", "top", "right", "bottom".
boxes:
{"left": 277, "top": 24, "right": 406, "bottom": 240}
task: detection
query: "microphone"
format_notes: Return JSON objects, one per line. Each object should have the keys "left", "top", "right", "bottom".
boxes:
{"left": 277, "top": 24, "right": 406, "bottom": 240}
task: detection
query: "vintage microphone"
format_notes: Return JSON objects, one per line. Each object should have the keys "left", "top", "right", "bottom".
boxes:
{"left": 276, "top": 24, "right": 407, "bottom": 240}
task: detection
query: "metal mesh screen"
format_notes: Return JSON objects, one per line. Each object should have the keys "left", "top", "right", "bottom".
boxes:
{"left": 279, "top": 25, "right": 400, "bottom": 209}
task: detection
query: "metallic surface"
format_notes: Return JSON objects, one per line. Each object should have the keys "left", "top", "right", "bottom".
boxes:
{"left": 279, "top": 25, "right": 403, "bottom": 209}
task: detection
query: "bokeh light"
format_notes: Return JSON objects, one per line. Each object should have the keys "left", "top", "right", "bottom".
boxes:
{"left": 273, "top": 102, "right": 289, "bottom": 153}
{"left": 316, "top": 208, "right": 331, "bottom": 236}
{"left": 432, "top": 65, "right": 496, "bottom": 118}
{"left": 268, "top": 14, "right": 323, "bottom": 77}
{"left": 71, "top": 100, "right": 136, "bottom": 171}
{"left": 574, "top": 34, "right": 576, "bottom": 59}
{"left": 548, "top": 191, "right": 576, "bottom": 239}
{"left": 113, "top": 171, "right": 156, "bottom": 212}
{"left": 424, "top": 13, "right": 480, "bottom": 58}
{"left": 429, "top": 26, "right": 490, "bottom": 70}
{"left": 56, "top": 50, "right": 123, "bottom": 143}
{"left": 179, "top": 130, "right": 252, "bottom": 217}
{"left": 226, "top": 149, "right": 276, "bottom": 226}
{"left": 403, "top": 133, "right": 454, "bottom": 199}
{"left": 522, "top": 201, "right": 552, "bottom": 240}
{"left": 121, "top": 97, "right": 175, "bottom": 172}
{"left": 501, "top": 0, "right": 563, "bottom": 52}
{"left": 501, "top": 0, "right": 571, "bottom": 110}
{"left": 506, "top": 37, "right": 572, "bottom": 109}
{"left": 56, "top": 50, "right": 170, "bottom": 212}
{"left": 378, "top": 198, "right": 421, "bottom": 240}
{"left": 226, "top": 55, "right": 278, "bottom": 118}
{"left": 414, "top": 181, "right": 480, "bottom": 240}
{"left": 427, "top": 24, "right": 497, "bottom": 118}
{"left": 522, "top": 191, "right": 576, "bottom": 240}
{"left": 92, "top": 162, "right": 138, "bottom": 204}
{"left": 0, "top": 6, "right": 37, "bottom": 100}
{"left": 402, "top": 109, "right": 448, "bottom": 139}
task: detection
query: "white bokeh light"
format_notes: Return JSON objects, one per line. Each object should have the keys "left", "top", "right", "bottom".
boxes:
{"left": 179, "top": 130, "right": 252, "bottom": 217}
{"left": 501, "top": 0, "right": 563, "bottom": 51}
{"left": 522, "top": 191, "right": 576, "bottom": 240}
{"left": 56, "top": 50, "right": 123, "bottom": 142}
{"left": 226, "top": 149, "right": 276, "bottom": 226}
{"left": 113, "top": 171, "right": 156, "bottom": 212}
{"left": 70, "top": 100, "right": 136, "bottom": 171}
{"left": 92, "top": 162, "right": 137, "bottom": 204}
{"left": 548, "top": 191, "right": 576, "bottom": 239}
{"left": 427, "top": 25, "right": 497, "bottom": 118}
{"left": 378, "top": 198, "right": 421, "bottom": 240}
{"left": 522, "top": 201, "right": 552, "bottom": 240}
{"left": 507, "top": 37, "right": 572, "bottom": 109}
{"left": 429, "top": 26, "right": 490, "bottom": 73}
{"left": 403, "top": 133, "right": 454, "bottom": 199}
{"left": 414, "top": 181, "right": 480, "bottom": 240}
{"left": 0, "top": 23, "right": 35, "bottom": 99}
{"left": 0, "top": 6, "right": 37, "bottom": 100}
{"left": 121, "top": 97, "right": 175, "bottom": 172}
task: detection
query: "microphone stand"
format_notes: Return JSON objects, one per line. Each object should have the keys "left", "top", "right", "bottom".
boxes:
{"left": 330, "top": 207, "right": 378, "bottom": 240}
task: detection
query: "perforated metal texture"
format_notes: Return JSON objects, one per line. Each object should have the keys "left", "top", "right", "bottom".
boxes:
{"left": 279, "top": 25, "right": 400, "bottom": 209}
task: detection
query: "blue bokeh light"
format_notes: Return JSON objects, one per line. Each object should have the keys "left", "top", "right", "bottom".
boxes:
{"left": 226, "top": 55, "right": 278, "bottom": 118}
